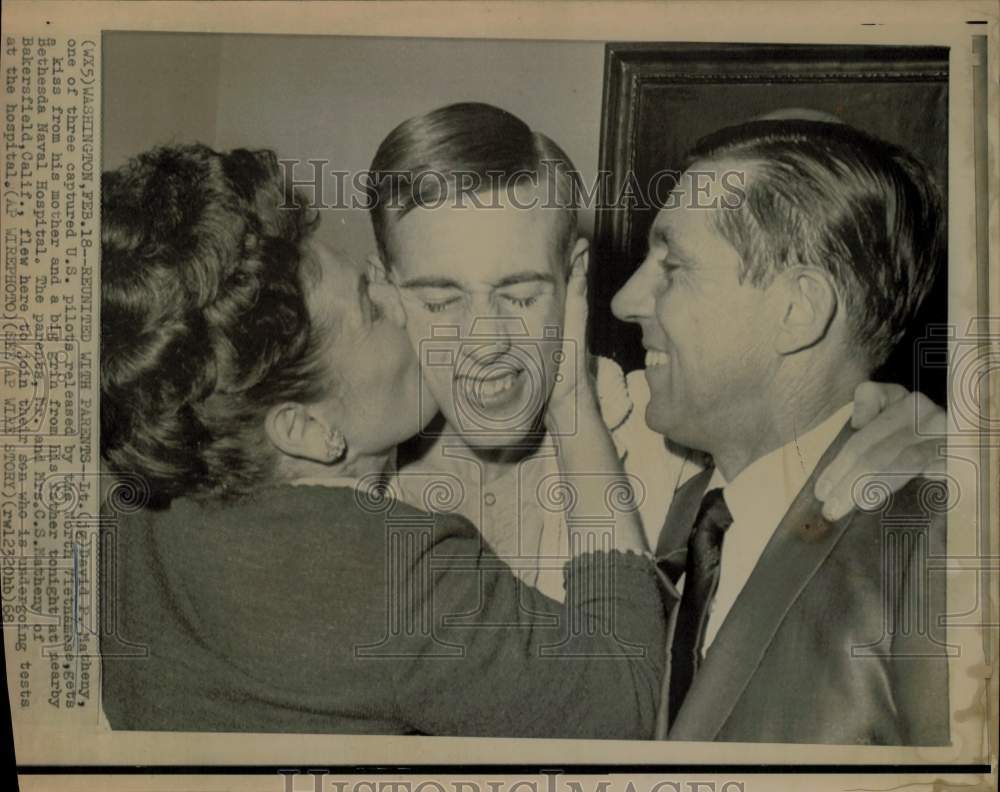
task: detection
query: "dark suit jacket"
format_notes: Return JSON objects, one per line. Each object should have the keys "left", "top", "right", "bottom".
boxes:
{"left": 655, "top": 424, "right": 950, "bottom": 745}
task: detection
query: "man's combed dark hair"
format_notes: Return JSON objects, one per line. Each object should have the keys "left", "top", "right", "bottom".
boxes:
{"left": 368, "top": 102, "right": 579, "bottom": 268}
{"left": 688, "top": 119, "right": 945, "bottom": 368}
{"left": 101, "top": 144, "right": 327, "bottom": 506}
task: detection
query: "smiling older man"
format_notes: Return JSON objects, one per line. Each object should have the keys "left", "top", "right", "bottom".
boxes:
{"left": 612, "top": 118, "right": 949, "bottom": 744}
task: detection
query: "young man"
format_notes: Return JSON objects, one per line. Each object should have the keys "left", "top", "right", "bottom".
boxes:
{"left": 367, "top": 102, "right": 947, "bottom": 603}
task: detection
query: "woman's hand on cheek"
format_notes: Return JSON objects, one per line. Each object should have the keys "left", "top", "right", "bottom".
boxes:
{"left": 545, "top": 259, "right": 595, "bottom": 432}
{"left": 814, "top": 381, "right": 947, "bottom": 520}
{"left": 367, "top": 254, "right": 408, "bottom": 327}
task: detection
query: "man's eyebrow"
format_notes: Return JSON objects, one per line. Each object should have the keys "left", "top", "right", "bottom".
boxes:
{"left": 648, "top": 223, "right": 671, "bottom": 247}
{"left": 670, "top": 241, "right": 698, "bottom": 264}
{"left": 492, "top": 271, "right": 556, "bottom": 288}
{"left": 648, "top": 225, "right": 695, "bottom": 263}
{"left": 398, "top": 272, "right": 556, "bottom": 290}
{"left": 398, "top": 276, "right": 465, "bottom": 290}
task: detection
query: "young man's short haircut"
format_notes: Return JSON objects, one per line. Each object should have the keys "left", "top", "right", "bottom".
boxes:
{"left": 369, "top": 102, "right": 579, "bottom": 270}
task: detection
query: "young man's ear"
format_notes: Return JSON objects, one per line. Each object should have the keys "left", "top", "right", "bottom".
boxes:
{"left": 773, "top": 266, "right": 838, "bottom": 355}
{"left": 265, "top": 402, "right": 344, "bottom": 464}
{"left": 366, "top": 253, "right": 407, "bottom": 326}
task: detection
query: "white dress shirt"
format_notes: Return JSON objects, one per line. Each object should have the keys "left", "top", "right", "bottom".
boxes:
{"left": 700, "top": 402, "right": 854, "bottom": 652}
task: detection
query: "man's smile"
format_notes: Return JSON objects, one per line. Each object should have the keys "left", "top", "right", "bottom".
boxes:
{"left": 457, "top": 366, "right": 527, "bottom": 408}
{"left": 644, "top": 349, "right": 670, "bottom": 368}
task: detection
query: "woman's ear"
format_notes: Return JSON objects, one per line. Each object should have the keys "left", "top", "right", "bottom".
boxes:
{"left": 367, "top": 253, "right": 407, "bottom": 326}
{"left": 773, "top": 266, "right": 838, "bottom": 355}
{"left": 265, "top": 402, "right": 344, "bottom": 464}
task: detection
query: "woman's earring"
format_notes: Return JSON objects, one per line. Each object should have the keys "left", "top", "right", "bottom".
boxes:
{"left": 325, "top": 428, "right": 347, "bottom": 463}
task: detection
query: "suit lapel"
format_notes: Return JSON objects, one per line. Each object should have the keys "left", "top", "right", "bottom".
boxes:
{"left": 668, "top": 423, "right": 858, "bottom": 741}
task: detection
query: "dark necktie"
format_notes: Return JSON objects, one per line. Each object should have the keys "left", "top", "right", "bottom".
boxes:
{"left": 669, "top": 487, "right": 734, "bottom": 725}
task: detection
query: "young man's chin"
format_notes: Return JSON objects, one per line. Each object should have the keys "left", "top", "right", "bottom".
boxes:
{"left": 449, "top": 426, "right": 542, "bottom": 449}
{"left": 436, "top": 386, "right": 549, "bottom": 449}
{"left": 437, "top": 409, "right": 546, "bottom": 452}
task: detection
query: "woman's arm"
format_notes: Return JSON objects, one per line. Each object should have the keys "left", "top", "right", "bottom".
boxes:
{"left": 388, "top": 512, "right": 666, "bottom": 738}
{"left": 544, "top": 259, "right": 649, "bottom": 557}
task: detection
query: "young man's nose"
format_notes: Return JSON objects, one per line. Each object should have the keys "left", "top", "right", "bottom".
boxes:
{"left": 611, "top": 261, "right": 657, "bottom": 323}
{"left": 468, "top": 315, "right": 527, "bottom": 340}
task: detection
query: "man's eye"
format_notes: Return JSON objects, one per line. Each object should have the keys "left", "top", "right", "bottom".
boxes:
{"left": 502, "top": 294, "right": 538, "bottom": 309}
{"left": 423, "top": 298, "right": 460, "bottom": 314}
{"left": 659, "top": 260, "right": 681, "bottom": 282}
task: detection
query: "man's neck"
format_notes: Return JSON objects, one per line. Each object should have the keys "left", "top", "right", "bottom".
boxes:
{"left": 710, "top": 368, "right": 863, "bottom": 482}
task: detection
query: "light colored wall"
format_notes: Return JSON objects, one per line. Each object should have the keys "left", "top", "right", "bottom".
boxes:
{"left": 102, "top": 32, "right": 222, "bottom": 170}
{"left": 103, "top": 33, "right": 606, "bottom": 261}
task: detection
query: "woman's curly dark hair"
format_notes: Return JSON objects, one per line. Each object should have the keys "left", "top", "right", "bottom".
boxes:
{"left": 101, "top": 144, "right": 330, "bottom": 506}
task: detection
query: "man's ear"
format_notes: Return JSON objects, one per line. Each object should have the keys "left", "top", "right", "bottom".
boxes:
{"left": 568, "top": 237, "right": 589, "bottom": 279}
{"left": 773, "top": 266, "right": 838, "bottom": 355}
{"left": 366, "top": 253, "right": 407, "bottom": 326}
{"left": 265, "top": 402, "right": 340, "bottom": 464}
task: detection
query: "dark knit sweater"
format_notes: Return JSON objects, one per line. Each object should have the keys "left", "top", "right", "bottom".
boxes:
{"left": 101, "top": 484, "right": 665, "bottom": 737}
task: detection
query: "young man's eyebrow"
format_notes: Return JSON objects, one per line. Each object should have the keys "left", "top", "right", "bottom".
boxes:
{"left": 397, "top": 276, "right": 465, "bottom": 290}
{"left": 398, "top": 271, "right": 556, "bottom": 290}
{"left": 492, "top": 271, "right": 556, "bottom": 288}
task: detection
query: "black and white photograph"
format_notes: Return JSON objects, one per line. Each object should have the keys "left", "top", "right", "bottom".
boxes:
{"left": 98, "top": 32, "right": 954, "bottom": 742}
